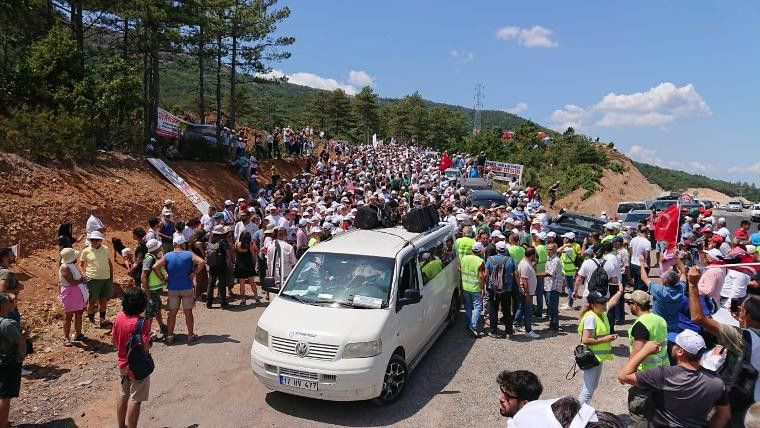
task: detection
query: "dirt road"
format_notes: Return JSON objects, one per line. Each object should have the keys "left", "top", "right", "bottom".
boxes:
{"left": 70, "top": 297, "right": 633, "bottom": 428}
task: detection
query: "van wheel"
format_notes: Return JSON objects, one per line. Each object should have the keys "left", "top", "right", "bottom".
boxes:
{"left": 446, "top": 293, "right": 458, "bottom": 328}
{"left": 376, "top": 354, "right": 408, "bottom": 405}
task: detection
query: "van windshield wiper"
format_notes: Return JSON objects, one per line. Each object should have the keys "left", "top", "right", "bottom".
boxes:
{"left": 281, "top": 293, "right": 314, "bottom": 305}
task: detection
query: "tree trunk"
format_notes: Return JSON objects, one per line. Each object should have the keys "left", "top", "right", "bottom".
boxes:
{"left": 149, "top": 31, "right": 160, "bottom": 136}
{"left": 215, "top": 33, "right": 222, "bottom": 143}
{"left": 122, "top": 17, "right": 129, "bottom": 60}
{"left": 71, "top": 0, "right": 84, "bottom": 78}
{"left": 229, "top": 5, "right": 238, "bottom": 131}
{"left": 142, "top": 27, "right": 151, "bottom": 144}
{"left": 198, "top": 24, "right": 205, "bottom": 124}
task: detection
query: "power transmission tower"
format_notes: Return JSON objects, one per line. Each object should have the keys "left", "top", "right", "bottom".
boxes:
{"left": 473, "top": 83, "right": 484, "bottom": 134}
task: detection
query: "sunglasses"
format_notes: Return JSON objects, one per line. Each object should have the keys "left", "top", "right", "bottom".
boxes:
{"left": 499, "top": 386, "right": 519, "bottom": 401}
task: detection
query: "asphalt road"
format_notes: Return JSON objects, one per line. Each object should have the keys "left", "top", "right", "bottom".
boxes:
{"left": 714, "top": 207, "right": 753, "bottom": 235}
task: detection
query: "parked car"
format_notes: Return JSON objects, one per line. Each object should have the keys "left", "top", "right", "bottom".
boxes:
{"left": 251, "top": 224, "right": 459, "bottom": 404}
{"left": 443, "top": 168, "right": 462, "bottom": 183}
{"left": 548, "top": 212, "right": 605, "bottom": 241}
{"left": 622, "top": 210, "right": 652, "bottom": 231}
{"left": 468, "top": 189, "right": 506, "bottom": 208}
{"left": 616, "top": 201, "right": 647, "bottom": 218}
{"left": 647, "top": 199, "right": 678, "bottom": 212}
{"left": 694, "top": 199, "right": 714, "bottom": 210}
{"left": 726, "top": 200, "right": 744, "bottom": 212}
{"left": 751, "top": 204, "right": 760, "bottom": 222}
{"left": 459, "top": 178, "right": 492, "bottom": 191}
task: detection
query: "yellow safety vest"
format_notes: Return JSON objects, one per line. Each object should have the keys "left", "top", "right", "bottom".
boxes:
{"left": 561, "top": 248, "right": 577, "bottom": 276}
{"left": 578, "top": 311, "right": 613, "bottom": 362}
{"left": 460, "top": 254, "right": 483, "bottom": 293}
{"left": 421, "top": 259, "right": 443, "bottom": 281}
{"left": 144, "top": 253, "right": 166, "bottom": 291}
{"left": 455, "top": 237, "right": 475, "bottom": 261}
{"left": 627, "top": 312, "right": 669, "bottom": 371}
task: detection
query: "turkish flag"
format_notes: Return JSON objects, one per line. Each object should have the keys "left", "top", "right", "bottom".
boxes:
{"left": 439, "top": 151, "right": 452, "bottom": 172}
{"left": 654, "top": 203, "right": 679, "bottom": 248}
{"left": 724, "top": 247, "right": 760, "bottom": 278}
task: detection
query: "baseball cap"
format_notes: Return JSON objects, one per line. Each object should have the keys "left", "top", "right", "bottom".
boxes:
{"left": 173, "top": 235, "right": 187, "bottom": 245}
{"left": 624, "top": 290, "right": 651, "bottom": 306}
{"left": 709, "top": 235, "right": 724, "bottom": 244}
{"left": 309, "top": 227, "right": 322, "bottom": 234}
{"left": 561, "top": 232, "right": 575, "bottom": 240}
{"left": 586, "top": 291, "right": 609, "bottom": 304}
{"left": 164, "top": 199, "right": 174, "bottom": 205}
{"left": 490, "top": 230, "right": 505, "bottom": 239}
{"left": 716, "top": 229, "right": 730, "bottom": 239}
{"left": 547, "top": 231, "right": 557, "bottom": 238}
{"left": 472, "top": 242, "right": 484, "bottom": 253}
{"left": 704, "top": 248, "right": 724, "bottom": 260}
{"left": 495, "top": 241, "right": 507, "bottom": 251}
{"left": 224, "top": 199, "right": 233, "bottom": 206}
{"left": 298, "top": 219, "right": 308, "bottom": 226}
{"left": 537, "top": 232, "right": 547, "bottom": 241}
{"left": 87, "top": 231, "right": 104, "bottom": 241}
{"left": 612, "top": 236, "right": 624, "bottom": 244}
{"left": 674, "top": 329, "right": 706, "bottom": 355}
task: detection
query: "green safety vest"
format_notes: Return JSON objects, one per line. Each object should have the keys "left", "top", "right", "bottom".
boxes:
{"left": 627, "top": 313, "right": 669, "bottom": 371}
{"left": 577, "top": 311, "right": 613, "bottom": 362}
{"left": 421, "top": 259, "right": 443, "bottom": 281}
{"left": 601, "top": 234, "right": 614, "bottom": 243}
{"left": 561, "top": 249, "right": 577, "bottom": 276}
{"left": 508, "top": 245, "right": 525, "bottom": 266}
{"left": 460, "top": 254, "right": 483, "bottom": 293}
{"left": 535, "top": 244, "right": 548, "bottom": 273}
{"left": 144, "top": 253, "right": 166, "bottom": 291}
{"left": 455, "top": 237, "right": 475, "bottom": 261}
{"left": 308, "top": 237, "right": 318, "bottom": 248}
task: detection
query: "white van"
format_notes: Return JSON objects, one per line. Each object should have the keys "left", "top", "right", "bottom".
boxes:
{"left": 250, "top": 224, "right": 460, "bottom": 404}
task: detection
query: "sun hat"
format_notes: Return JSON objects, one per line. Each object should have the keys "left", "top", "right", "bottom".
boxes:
{"left": 60, "top": 248, "right": 79, "bottom": 264}
{"left": 265, "top": 224, "right": 275, "bottom": 233}
{"left": 146, "top": 239, "right": 162, "bottom": 252}
{"left": 121, "top": 248, "right": 133, "bottom": 257}
{"left": 173, "top": 235, "right": 187, "bottom": 246}
{"left": 87, "top": 231, "right": 104, "bottom": 241}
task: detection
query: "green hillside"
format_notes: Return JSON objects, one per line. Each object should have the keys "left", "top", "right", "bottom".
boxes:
{"left": 634, "top": 161, "right": 760, "bottom": 201}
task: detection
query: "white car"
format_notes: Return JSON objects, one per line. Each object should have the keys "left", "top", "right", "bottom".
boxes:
{"left": 751, "top": 204, "right": 760, "bottom": 222}
{"left": 726, "top": 200, "right": 744, "bottom": 212}
{"left": 251, "top": 224, "right": 460, "bottom": 404}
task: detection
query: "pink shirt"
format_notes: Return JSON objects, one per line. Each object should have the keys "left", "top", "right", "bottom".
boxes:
{"left": 698, "top": 265, "right": 726, "bottom": 303}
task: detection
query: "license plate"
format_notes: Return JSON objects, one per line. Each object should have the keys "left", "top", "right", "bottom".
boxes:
{"left": 279, "top": 375, "right": 318, "bottom": 391}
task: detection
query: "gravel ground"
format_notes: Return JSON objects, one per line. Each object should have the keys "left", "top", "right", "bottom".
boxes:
{"left": 71, "top": 298, "right": 634, "bottom": 427}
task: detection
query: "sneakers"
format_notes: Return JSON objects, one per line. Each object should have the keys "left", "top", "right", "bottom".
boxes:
{"left": 525, "top": 331, "right": 540, "bottom": 339}
{"left": 467, "top": 328, "right": 479, "bottom": 338}
{"left": 487, "top": 330, "right": 499, "bottom": 338}
{"left": 560, "top": 304, "right": 572, "bottom": 310}
{"left": 514, "top": 326, "right": 525, "bottom": 333}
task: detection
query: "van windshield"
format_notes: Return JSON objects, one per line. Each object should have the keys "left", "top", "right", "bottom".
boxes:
{"left": 281, "top": 252, "right": 395, "bottom": 308}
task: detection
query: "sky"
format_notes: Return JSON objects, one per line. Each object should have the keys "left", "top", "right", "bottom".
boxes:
{"left": 272, "top": 1, "right": 760, "bottom": 184}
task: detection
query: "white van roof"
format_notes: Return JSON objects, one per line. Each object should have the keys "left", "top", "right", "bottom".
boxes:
{"left": 314, "top": 225, "right": 453, "bottom": 258}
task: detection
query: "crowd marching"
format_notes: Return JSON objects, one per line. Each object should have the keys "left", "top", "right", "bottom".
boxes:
{"left": 2, "top": 139, "right": 760, "bottom": 427}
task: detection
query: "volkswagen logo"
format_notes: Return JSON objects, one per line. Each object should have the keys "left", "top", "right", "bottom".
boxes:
{"left": 294, "top": 341, "right": 310, "bottom": 358}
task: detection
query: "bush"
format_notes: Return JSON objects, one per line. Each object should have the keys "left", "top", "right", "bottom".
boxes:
{"left": 0, "top": 108, "right": 95, "bottom": 160}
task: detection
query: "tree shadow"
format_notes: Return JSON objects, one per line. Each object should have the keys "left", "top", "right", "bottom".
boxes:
{"left": 22, "top": 364, "right": 70, "bottom": 381}
{"left": 264, "top": 311, "right": 475, "bottom": 427}
{"left": 15, "top": 417, "right": 77, "bottom": 428}
{"left": 187, "top": 334, "right": 240, "bottom": 345}
{"left": 75, "top": 337, "right": 116, "bottom": 354}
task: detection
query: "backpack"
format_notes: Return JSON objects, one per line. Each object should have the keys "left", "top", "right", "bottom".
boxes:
{"left": 206, "top": 240, "right": 226, "bottom": 269}
{"left": 126, "top": 317, "right": 154, "bottom": 380}
{"left": 587, "top": 259, "right": 609, "bottom": 295}
{"left": 719, "top": 329, "right": 758, "bottom": 411}
{"left": 487, "top": 256, "right": 507, "bottom": 295}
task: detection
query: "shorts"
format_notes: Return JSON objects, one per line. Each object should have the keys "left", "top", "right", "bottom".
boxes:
{"left": 145, "top": 291, "right": 163, "bottom": 317}
{"left": 0, "top": 362, "right": 22, "bottom": 399}
{"left": 119, "top": 368, "right": 150, "bottom": 402}
{"left": 86, "top": 278, "right": 113, "bottom": 300}
{"left": 167, "top": 289, "right": 194, "bottom": 310}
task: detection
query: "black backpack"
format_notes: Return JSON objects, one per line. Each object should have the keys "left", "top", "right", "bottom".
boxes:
{"left": 587, "top": 259, "right": 609, "bottom": 295}
{"left": 356, "top": 205, "right": 391, "bottom": 229}
{"left": 126, "top": 317, "right": 155, "bottom": 380}
{"left": 719, "top": 329, "right": 758, "bottom": 411}
{"left": 206, "top": 240, "right": 226, "bottom": 269}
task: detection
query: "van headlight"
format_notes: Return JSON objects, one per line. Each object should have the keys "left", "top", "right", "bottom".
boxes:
{"left": 342, "top": 339, "right": 382, "bottom": 358}
{"left": 255, "top": 326, "right": 269, "bottom": 346}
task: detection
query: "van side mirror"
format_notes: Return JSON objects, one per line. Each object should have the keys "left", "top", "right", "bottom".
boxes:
{"left": 398, "top": 289, "right": 422, "bottom": 309}
{"left": 261, "top": 277, "right": 281, "bottom": 294}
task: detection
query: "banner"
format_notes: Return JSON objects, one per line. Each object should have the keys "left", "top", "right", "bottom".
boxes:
{"left": 484, "top": 160, "right": 524, "bottom": 183}
{"left": 156, "top": 107, "right": 184, "bottom": 139}
{"left": 147, "top": 158, "right": 211, "bottom": 215}
{"left": 654, "top": 203, "right": 679, "bottom": 249}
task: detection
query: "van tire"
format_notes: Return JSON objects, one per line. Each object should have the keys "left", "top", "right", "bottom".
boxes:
{"left": 375, "top": 354, "right": 408, "bottom": 405}
{"left": 446, "top": 292, "right": 459, "bottom": 328}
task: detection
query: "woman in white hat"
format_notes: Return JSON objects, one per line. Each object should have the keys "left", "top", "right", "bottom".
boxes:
{"left": 59, "top": 248, "right": 86, "bottom": 346}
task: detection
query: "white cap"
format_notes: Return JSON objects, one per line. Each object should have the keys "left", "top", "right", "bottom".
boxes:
{"left": 495, "top": 241, "right": 507, "bottom": 251}
{"left": 490, "top": 230, "right": 505, "bottom": 239}
{"left": 224, "top": 199, "right": 233, "bottom": 206}
{"left": 173, "top": 235, "right": 187, "bottom": 245}
{"left": 87, "top": 231, "right": 104, "bottom": 240}
{"left": 472, "top": 242, "right": 484, "bottom": 253}
{"left": 310, "top": 227, "right": 322, "bottom": 234}
{"left": 237, "top": 198, "right": 245, "bottom": 203}
{"left": 561, "top": 232, "right": 576, "bottom": 240}
{"left": 704, "top": 248, "right": 724, "bottom": 260}
{"left": 547, "top": 231, "right": 557, "bottom": 238}
{"left": 716, "top": 229, "right": 730, "bottom": 238}
{"left": 675, "top": 329, "right": 706, "bottom": 355}
{"left": 146, "top": 239, "right": 161, "bottom": 252}
{"left": 164, "top": 199, "right": 174, "bottom": 205}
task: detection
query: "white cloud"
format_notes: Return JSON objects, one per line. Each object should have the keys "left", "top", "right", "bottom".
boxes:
{"left": 549, "top": 104, "right": 589, "bottom": 132}
{"left": 728, "top": 163, "right": 760, "bottom": 174}
{"left": 449, "top": 49, "right": 474, "bottom": 63}
{"left": 347, "top": 70, "right": 375, "bottom": 87}
{"left": 549, "top": 82, "right": 711, "bottom": 131}
{"left": 627, "top": 145, "right": 713, "bottom": 174}
{"left": 258, "top": 69, "right": 372, "bottom": 95}
{"left": 496, "top": 25, "right": 558, "bottom": 48}
{"left": 504, "top": 102, "right": 528, "bottom": 114}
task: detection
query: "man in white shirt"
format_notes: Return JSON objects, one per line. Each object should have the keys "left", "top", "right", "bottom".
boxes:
{"left": 200, "top": 206, "right": 215, "bottom": 233}
{"left": 266, "top": 228, "right": 297, "bottom": 284}
{"left": 233, "top": 210, "right": 258, "bottom": 241}
{"left": 85, "top": 206, "right": 105, "bottom": 245}
{"left": 574, "top": 242, "right": 619, "bottom": 305}
{"left": 221, "top": 200, "right": 235, "bottom": 225}
{"left": 265, "top": 206, "right": 282, "bottom": 226}
{"left": 629, "top": 226, "right": 652, "bottom": 291}
{"left": 720, "top": 269, "right": 751, "bottom": 309}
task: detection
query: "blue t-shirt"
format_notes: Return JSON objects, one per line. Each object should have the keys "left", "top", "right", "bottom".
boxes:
{"left": 751, "top": 232, "right": 760, "bottom": 246}
{"left": 165, "top": 250, "right": 194, "bottom": 291}
{"left": 650, "top": 280, "right": 686, "bottom": 333}
{"left": 485, "top": 254, "right": 515, "bottom": 292}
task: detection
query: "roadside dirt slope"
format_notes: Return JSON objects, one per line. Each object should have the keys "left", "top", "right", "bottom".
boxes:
{"left": 555, "top": 155, "right": 662, "bottom": 217}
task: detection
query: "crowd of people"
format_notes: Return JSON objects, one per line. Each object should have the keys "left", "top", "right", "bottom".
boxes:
{"left": 1, "top": 140, "right": 760, "bottom": 427}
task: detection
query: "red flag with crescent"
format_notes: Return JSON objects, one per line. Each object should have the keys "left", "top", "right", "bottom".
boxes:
{"left": 654, "top": 203, "right": 679, "bottom": 249}
{"left": 439, "top": 151, "right": 452, "bottom": 172}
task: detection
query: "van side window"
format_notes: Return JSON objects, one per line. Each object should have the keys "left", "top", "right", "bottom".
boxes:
{"left": 418, "top": 237, "right": 448, "bottom": 286}
{"left": 398, "top": 258, "right": 419, "bottom": 298}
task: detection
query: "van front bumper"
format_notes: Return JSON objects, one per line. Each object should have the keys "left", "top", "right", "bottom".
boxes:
{"left": 251, "top": 341, "right": 384, "bottom": 401}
